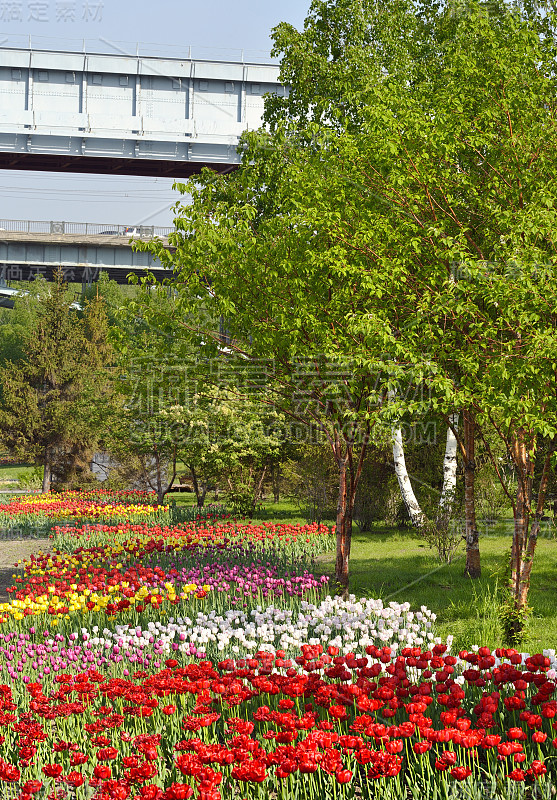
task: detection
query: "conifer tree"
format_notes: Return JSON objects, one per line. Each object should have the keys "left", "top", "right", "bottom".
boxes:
{"left": 0, "top": 272, "right": 112, "bottom": 492}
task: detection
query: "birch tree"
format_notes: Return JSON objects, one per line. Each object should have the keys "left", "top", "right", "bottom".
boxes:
{"left": 391, "top": 419, "right": 459, "bottom": 526}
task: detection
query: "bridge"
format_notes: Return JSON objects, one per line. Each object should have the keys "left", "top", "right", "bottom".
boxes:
{"left": 0, "top": 218, "right": 173, "bottom": 285}
{"left": 0, "top": 41, "right": 283, "bottom": 177}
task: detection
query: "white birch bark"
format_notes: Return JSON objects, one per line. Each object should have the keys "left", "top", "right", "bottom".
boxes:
{"left": 439, "top": 414, "right": 459, "bottom": 509}
{"left": 392, "top": 426, "right": 426, "bottom": 527}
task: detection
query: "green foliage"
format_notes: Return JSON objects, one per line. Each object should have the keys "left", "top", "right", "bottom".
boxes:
{"left": 110, "top": 286, "right": 289, "bottom": 508}
{"left": 0, "top": 273, "right": 113, "bottom": 491}
{"left": 182, "top": 385, "right": 288, "bottom": 514}
{"left": 420, "top": 506, "right": 464, "bottom": 564}
{"left": 262, "top": 0, "right": 557, "bottom": 460}
{"left": 107, "top": 287, "right": 195, "bottom": 501}
{"left": 282, "top": 441, "right": 338, "bottom": 524}
{"left": 352, "top": 446, "right": 399, "bottom": 532}
{"left": 0, "top": 279, "right": 43, "bottom": 365}
{"left": 474, "top": 465, "right": 514, "bottom": 529}
{"left": 17, "top": 465, "right": 43, "bottom": 491}
{"left": 81, "top": 272, "right": 132, "bottom": 326}
{"left": 226, "top": 489, "right": 260, "bottom": 518}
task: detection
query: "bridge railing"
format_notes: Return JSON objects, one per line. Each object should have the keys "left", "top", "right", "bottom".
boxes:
{"left": 0, "top": 33, "right": 278, "bottom": 65}
{"left": 0, "top": 219, "right": 172, "bottom": 238}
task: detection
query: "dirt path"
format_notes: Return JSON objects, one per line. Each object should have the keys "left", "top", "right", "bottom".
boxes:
{"left": 0, "top": 538, "right": 52, "bottom": 603}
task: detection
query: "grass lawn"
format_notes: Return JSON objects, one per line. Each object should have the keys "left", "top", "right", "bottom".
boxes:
{"left": 0, "top": 462, "right": 38, "bottom": 489}
{"left": 312, "top": 523, "right": 557, "bottom": 655}
{"left": 167, "top": 491, "right": 313, "bottom": 525}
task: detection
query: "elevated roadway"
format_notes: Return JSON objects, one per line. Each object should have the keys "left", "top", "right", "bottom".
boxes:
{"left": 0, "top": 219, "right": 174, "bottom": 284}
{"left": 0, "top": 42, "right": 283, "bottom": 177}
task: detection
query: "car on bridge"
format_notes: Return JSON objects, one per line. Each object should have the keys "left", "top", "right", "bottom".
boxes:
{"left": 99, "top": 228, "right": 141, "bottom": 237}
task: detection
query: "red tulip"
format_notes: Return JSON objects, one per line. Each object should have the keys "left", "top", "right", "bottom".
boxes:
{"left": 64, "top": 772, "right": 85, "bottom": 787}
{"left": 327, "top": 704, "right": 348, "bottom": 721}
{"left": 22, "top": 782, "right": 43, "bottom": 795}
{"left": 139, "top": 787, "right": 163, "bottom": 800}
{"left": 42, "top": 764, "right": 63, "bottom": 778}
{"left": 413, "top": 741, "right": 432, "bottom": 754}
{"left": 336, "top": 769, "right": 353, "bottom": 784}
{"left": 96, "top": 747, "right": 118, "bottom": 761}
{"left": 450, "top": 766, "right": 472, "bottom": 780}
{"left": 93, "top": 764, "right": 111, "bottom": 779}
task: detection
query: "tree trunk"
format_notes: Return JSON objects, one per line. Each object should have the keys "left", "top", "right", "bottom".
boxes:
{"left": 42, "top": 446, "right": 51, "bottom": 494}
{"left": 271, "top": 462, "right": 280, "bottom": 503}
{"left": 161, "top": 446, "right": 177, "bottom": 503}
{"left": 392, "top": 418, "right": 459, "bottom": 530}
{"left": 509, "top": 429, "right": 531, "bottom": 600}
{"left": 392, "top": 427, "right": 426, "bottom": 526}
{"left": 250, "top": 465, "right": 267, "bottom": 516}
{"left": 435, "top": 415, "right": 459, "bottom": 543}
{"left": 154, "top": 449, "right": 165, "bottom": 506}
{"left": 335, "top": 454, "right": 352, "bottom": 597}
{"left": 463, "top": 409, "right": 481, "bottom": 578}
{"left": 517, "top": 447, "right": 551, "bottom": 606}
{"left": 439, "top": 414, "right": 458, "bottom": 509}
{"left": 190, "top": 466, "right": 204, "bottom": 508}
{"left": 334, "top": 431, "right": 369, "bottom": 598}
{"left": 505, "top": 429, "right": 548, "bottom": 643}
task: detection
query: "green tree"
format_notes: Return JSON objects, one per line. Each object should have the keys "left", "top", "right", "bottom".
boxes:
{"left": 282, "top": 440, "right": 340, "bottom": 525}
{"left": 0, "top": 274, "right": 112, "bottom": 492}
{"left": 111, "top": 284, "right": 292, "bottom": 509}
{"left": 0, "top": 281, "right": 43, "bottom": 366}
{"left": 108, "top": 287, "right": 189, "bottom": 504}
{"left": 142, "top": 147, "right": 383, "bottom": 593}
{"left": 176, "top": 385, "right": 287, "bottom": 513}
{"left": 265, "top": 0, "right": 487, "bottom": 576}
{"left": 143, "top": 0, "right": 557, "bottom": 610}
{"left": 268, "top": 0, "right": 557, "bottom": 620}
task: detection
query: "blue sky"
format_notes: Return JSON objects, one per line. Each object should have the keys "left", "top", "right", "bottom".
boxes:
{"left": 0, "top": 0, "right": 310, "bottom": 227}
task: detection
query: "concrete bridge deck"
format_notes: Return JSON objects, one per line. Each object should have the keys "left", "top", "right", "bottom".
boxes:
{"left": 0, "top": 218, "right": 174, "bottom": 284}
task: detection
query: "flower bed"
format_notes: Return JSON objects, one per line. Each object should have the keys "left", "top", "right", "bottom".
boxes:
{"left": 0, "top": 594, "right": 437, "bottom": 685}
{"left": 0, "top": 644, "right": 555, "bottom": 798}
{"left": 0, "top": 510, "right": 554, "bottom": 798}
{"left": 0, "top": 490, "right": 170, "bottom": 539}
{"left": 2, "top": 521, "right": 333, "bottom": 625}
